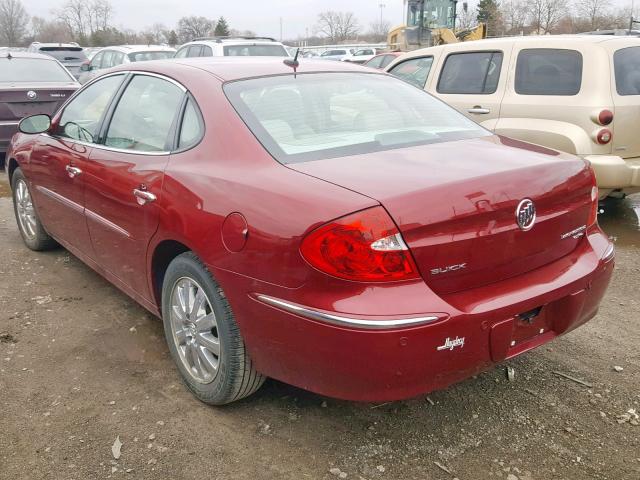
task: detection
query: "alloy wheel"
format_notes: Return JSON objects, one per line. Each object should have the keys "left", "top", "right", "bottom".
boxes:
{"left": 169, "top": 277, "right": 220, "bottom": 384}
{"left": 15, "top": 179, "right": 37, "bottom": 239}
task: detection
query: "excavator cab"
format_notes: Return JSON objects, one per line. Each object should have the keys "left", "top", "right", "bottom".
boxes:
{"left": 389, "top": 0, "right": 485, "bottom": 51}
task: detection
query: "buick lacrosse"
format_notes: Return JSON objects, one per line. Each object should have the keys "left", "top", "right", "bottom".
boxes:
{"left": 6, "top": 58, "right": 614, "bottom": 404}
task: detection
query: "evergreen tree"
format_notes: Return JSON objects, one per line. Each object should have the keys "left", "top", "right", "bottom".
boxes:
{"left": 214, "top": 16, "right": 230, "bottom": 36}
{"left": 477, "top": 0, "right": 502, "bottom": 36}
{"left": 167, "top": 29, "right": 178, "bottom": 46}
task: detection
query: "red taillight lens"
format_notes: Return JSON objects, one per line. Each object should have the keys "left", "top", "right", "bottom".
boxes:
{"left": 597, "top": 109, "right": 614, "bottom": 126}
{"left": 588, "top": 171, "right": 599, "bottom": 226}
{"left": 595, "top": 128, "right": 612, "bottom": 145}
{"left": 300, "top": 207, "right": 420, "bottom": 282}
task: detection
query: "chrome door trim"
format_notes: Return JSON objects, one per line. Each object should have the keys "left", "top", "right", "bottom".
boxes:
{"left": 35, "top": 185, "right": 83, "bottom": 214}
{"left": 255, "top": 294, "right": 441, "bottom": 330}
{"left": 0, "top": 121, "right": 19, "bottom": 126}
{"left": 85, "top": 208, "right": 130, "bottom": 238}
{"left": 42, "top": 133, "right": 172, "bottom": 157}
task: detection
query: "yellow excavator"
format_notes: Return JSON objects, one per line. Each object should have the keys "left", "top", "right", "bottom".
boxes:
{"left": 388, "top": 0, "right": 486, "bottom": 51}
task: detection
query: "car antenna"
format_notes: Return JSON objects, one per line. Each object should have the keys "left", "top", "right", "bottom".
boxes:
{"left": 283, "top": 48, "right": 300, "bottom": 70}
{"left": 6, "top": 52, "right": 12, "bottom": 60}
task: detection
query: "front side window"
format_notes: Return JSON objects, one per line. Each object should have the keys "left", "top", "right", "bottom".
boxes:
{"left": 389, "top": 56, "right": 434, "bottom": 89}
{"left": 174, "top": 47, "right": 188, "bottom": 58}
{"left": 224, "top": 72, "right": 489, "bottom": 164}
{"left": 223, "top": 44, "right": 288, "bottom": 56}
{"left": 57, "top": 74, "right": 125, "bottom": 142}
{"left": 112, "top": 52, "right": 125, "bottom": 66}
{"left": 201, "top": 46, "right": 213, "bottom": 57}
{"left": 380, "top": 55, "right": 396, "bottom": 68}
{"left": 437, "top": 51, "right": 503, "bottom": 94}
{"left": 0, "top": 58, "right": 75, "bottom": 83}
{"left": 614, "top": 46, "right": 640, "bottom": 95}
{"left": 187, "top": 45, "right": 203, "bottom": 57}
{"left": 90, "top": 52, "right": 103, "bottom": 69}
{"left": 515, "top": 49, "right": 583, "bottom": 96}
{"left": 105, "top": 75, "right": 183, "bottom": 152}
{"left": 101, "top": 51, "right": 114, "bottom": 68}
{"left": 365, "top": 56, "right": 384, "bottom": 69}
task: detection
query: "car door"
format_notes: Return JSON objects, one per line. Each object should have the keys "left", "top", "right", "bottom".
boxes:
{"left": 26, "top": 74, "right": 126, "bottom": 255}
{"left": 81, "top": 73, "right": 185, "bottom": 299}
{"left": 431, "top": 48, "right": 511, "bottom": 130}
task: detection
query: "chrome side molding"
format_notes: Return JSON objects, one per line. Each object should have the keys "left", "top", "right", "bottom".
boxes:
{"left": 255, "top": 294, "right": 441, "bottom": 330}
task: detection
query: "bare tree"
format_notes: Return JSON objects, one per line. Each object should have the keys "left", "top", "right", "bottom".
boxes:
{"left": 315, "top": 11, "right": 359, "bottom": 43}
{"left": 457, "top": 5, "right": 478, "bottom": 29}
{"left": 177, "top": 16, "right": 215, "bottom": 43}
{"left": 31, "top": 15, "right": 73, "bottom": 43}
{"left": 88, "top": 0, "right": 113, "bottom": 32}
{"left": 368, "top": 18, "right": 391, "bottom": 42}
{"left": 143, "top": 22, "right": 167, "bottom": 44}
{"left": 0, "top": 0, "right": 29, "bottom": 46}
{"left": 502, "top": 0, "right": 530, "bottom": 34}
{"left": 576, "top": 0, "right": 612, "bottom": 30}
{"left": 530, "top": 0, "right": 567, "bottom": 33}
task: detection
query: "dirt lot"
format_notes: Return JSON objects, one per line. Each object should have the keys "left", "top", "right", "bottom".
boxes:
{"left": 0, "top": 170, "right": 638, "bottom": 480}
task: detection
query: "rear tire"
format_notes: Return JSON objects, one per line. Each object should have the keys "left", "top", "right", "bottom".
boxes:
{"left": 11, "top": 168, "right": 57, "bottom": 251}
{"left": 161, "top": 252, "right": 265, "bottom": 405}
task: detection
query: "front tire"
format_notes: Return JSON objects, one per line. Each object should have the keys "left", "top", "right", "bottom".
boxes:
{"left": 11, "top": 168, "right": 57, "bottom": 251}
{"left": 161, "top": 252, "right": 265, "bottom": 405}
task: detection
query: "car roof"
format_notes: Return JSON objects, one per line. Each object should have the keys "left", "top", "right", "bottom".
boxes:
{"left": 1, "top": 51, "right": 63, "bottom": 61}
{"left": 98, "top": 45, "right": 176, "bottom": 53}
{"left": 401, "top": 34, "right": 640, "bottom": 59}
{"left": 31, "top": 42, "right": 80, "bottom": 48}
{"left": 117, "top": 56, "right": 376, "bottom": 82}
{"left": 184, "top": 36, "right": 284, "bottom": 46}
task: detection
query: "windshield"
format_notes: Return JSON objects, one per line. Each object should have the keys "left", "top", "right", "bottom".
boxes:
{"left": 39, "top": 47, "right": 87, "bottom": 63}
{"left": 223, "top": 45, "right": 288, "bottom": 57}
{"left": 224, "top": 72, "right": 489, "bottom": 164}
{"left": 128, "top": 51, "right": 175, "bottom": 62}
{"left": 0, "top": 58, "right": 75, "bottom": 83}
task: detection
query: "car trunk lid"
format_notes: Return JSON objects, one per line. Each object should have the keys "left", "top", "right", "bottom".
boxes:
{"left": 291, "top": 136, "right": 594, "bottom": 294}
{"left": 0, "top": 85, "right": 76, "bottom": 122}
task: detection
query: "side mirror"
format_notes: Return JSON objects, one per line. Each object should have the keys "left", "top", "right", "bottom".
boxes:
{"left": 19, "top": 114, "right": 51, "bottom": 134}
{"left": 80, "top": 62, "right": 91, "bottom": 72}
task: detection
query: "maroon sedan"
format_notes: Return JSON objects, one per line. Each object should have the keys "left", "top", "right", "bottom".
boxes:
{"left": 0, "top": 52, "right": 79, "bottom": 168}
{"left": 6, "top": 58, "right": 614, "bottom": 405}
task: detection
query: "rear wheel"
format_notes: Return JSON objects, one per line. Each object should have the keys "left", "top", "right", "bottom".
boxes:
{"left": 11, "top": 168, "right": 57, "bottom": 251}
{"left": 161, "top": 252, "right": 265, "bottom": 405}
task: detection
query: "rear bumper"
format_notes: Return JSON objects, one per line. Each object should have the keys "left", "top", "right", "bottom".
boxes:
{"left": 0, "top": 121, "right": 19, "bottom": 153}
{"left": 585, "top": 155, "right": 640, "bottom": 197}
{"left": 214, "top": 228, "right": 614, "bottom": 402}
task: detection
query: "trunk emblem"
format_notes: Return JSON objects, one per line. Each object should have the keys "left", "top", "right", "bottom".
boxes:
{"left": 437, "top": 336, "right": 465, "bottom": 351}
{"left": 516, "top": 198, "right": 536, "bottom": 231}
{"left": 27, "top": 90, "right": 37, "bottom": 99}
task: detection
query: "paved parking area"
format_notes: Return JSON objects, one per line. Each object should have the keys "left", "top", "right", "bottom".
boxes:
{"left": 0, "top": 171, "right": 639, "bottom": 479}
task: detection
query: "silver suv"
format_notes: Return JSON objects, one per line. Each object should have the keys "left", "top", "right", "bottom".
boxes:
{"left": 174, "top": 37, "right": 289, "bottom": 58}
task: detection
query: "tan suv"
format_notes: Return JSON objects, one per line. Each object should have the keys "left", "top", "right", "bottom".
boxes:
{"left": 386, "top": 35, "right": 640, "bottom": 199}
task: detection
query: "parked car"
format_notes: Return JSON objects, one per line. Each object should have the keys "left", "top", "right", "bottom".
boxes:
{"left": 0, "top": 51, "right": 78, "bottom": 169}
{"left": 6, "top": 58, "right": 614, "bottom": 405}
{"left": 174, "top": 37, "right": 289, "bottom": 58}
{"left": 343, "top": 48, "right": 381, "bottom": 64}
{"left": 319, "top": 49, "right": 354, "bottom": 61}
{"left": 363, "top": 52, "right": 402, "bottom": 70}
{"left": 27, "top": 42, "right": 87, "bottom": 80}
{"left": 78, "top": 45, "right": 176, "bottom": 84}
{"left": 385, "top": 35, "right": 640, "bottom": 199}
{"left": 83, "top": 47, "right": 103, "bottom": 60}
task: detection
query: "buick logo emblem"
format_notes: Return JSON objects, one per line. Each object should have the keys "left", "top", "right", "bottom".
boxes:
{"left": 27, "top": 90, "right": 37, "bottom": 99}
{"left": 516, "top": 198, "right": 536, "bottom": 231}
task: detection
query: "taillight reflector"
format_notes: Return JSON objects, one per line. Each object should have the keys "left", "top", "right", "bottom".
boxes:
{"left": 300, "top": 207, "right": 419, "bottom": 282}
{"left": 588, "top": 171, "right": 599, "bottom": 226}
{"left": 597, "top": 109, "right": 614, "bottom": 126}
{"left": 595, "top": 129, "right": 612, "bottom": 145}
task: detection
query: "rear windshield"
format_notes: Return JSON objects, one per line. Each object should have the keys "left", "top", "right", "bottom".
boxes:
{"left": 614, "top": 46, "right": 640, "bottom": 95}
{"left": 0, "top": 58, "right": 74, "bottom": 83}
{"left": 128, "top": 51, "right": 175, "bottom": 62}
{"left": 39, "top": 47, "right": 87, "bottom": 62}
{"left": 322, "top": 50, "right": 347, "bottom": 56}
{"left": 223, "top": 45, "right": 288, "bottom": 57}
{"left": 224, "top": 72, "right": 489, "bottom": 164}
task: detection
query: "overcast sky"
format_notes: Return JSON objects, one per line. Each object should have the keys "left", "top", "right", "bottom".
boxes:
{"left": 21, "top": 0, "right": 636, "bottom": 39}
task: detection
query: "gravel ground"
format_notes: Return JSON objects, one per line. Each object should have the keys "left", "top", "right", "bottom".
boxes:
{"left": 0, "top": 171, "right": 638, "bottom": 480}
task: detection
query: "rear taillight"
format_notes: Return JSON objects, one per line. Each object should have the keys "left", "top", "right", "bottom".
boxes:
{"left": 592, "top": 109, "right": 614, "bottom": 126}
{"left": 594, "top": 128, "right": 612, "bottom": 145}
{"left": 588, "top": 170, "right": 599, "bottom": 226}
{"left": 300, "top": 206, "right": 419, "bottom": 282}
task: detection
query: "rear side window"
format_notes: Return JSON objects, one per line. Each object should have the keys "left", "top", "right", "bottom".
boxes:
{"left": 614, "top": 46, "right": 640, "bottom": 95}
{"left": 174, "top": 47, "right": 188, "bottom": 58}
{"left": 105, "top": 75, "right": 184, "bottom": 152}
{"left": 187, "top": 45, "right": 203, "bottom": 57}
{"left": 178, "top": 100, "right": 204, "bottom": 149}
{"left": 380, "top": 55, "right": 396, "bottom": 68}
{"left": 437, "top": 51, "right": 503, "bottom": 94}
{"left": 365, "top": 56, "right": 384, "bottom": 69}
{"left": 515, "top": 49, "right": 582, "bottom": 96}
{"left": 58, "top": 74, "right": 125, "bottom": 142}
{"left": 202, "top": 46, "right": 213, "bottom": 57}
{"left": 389, "top": 56, "right": 434, "bottom": 89}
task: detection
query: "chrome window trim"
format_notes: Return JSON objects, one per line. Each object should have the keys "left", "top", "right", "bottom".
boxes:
{"left": 0, "top": 121, "right": 19, "bottom": 126}
{"left": 41, "top": 133, "right": 172, "bottom": 156}
{"left": 256, "top": 294, "right": 440, "bottom": 330}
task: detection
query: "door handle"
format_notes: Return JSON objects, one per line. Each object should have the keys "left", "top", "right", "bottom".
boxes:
{"left": 467, "top": 106, "right": 491, "bottom": 115}
{"left": 65, "top": 165, "right": 82, "bottom": 178}
{"left": 133, "top": 188, "right": 156, "bottom": 205}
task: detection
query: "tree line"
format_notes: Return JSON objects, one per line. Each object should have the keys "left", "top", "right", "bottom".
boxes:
{"left": 0, "top": 0, "right": 242, "bottom": 47}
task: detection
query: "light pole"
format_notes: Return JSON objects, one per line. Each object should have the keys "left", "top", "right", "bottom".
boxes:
{"left": 379, "top": 3, "right": 386, "bottom": 26}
